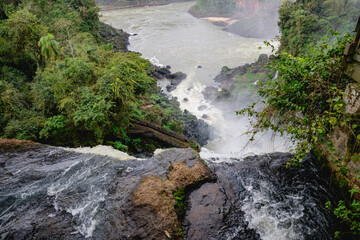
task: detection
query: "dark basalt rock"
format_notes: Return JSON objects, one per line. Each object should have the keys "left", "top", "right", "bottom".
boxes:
{"left": 152, "top": 67, "right": 187, "bottom": 92}
{"left": 0, "top": 143, "right": 215, "bottom": 240}
{"left": 166, "top": 72, "right": 187, "bottom": 91}
{"left": 214, "top": 54, "right": 269, "bottom": 88}
{"left": 150, "top": 90, "right": 211, "bottom": 146}
{"left": 184, "top": 182, "right": 260, "bottom": 240}
{"left": 166, "top": 84, "right": 177, "bottom": 92}
{"left": 183, "top": 153, "right": 351, "bottom": 240}
{"left": 182, "top": 113, "right": 211, "bottom": 146}
{"left": 152, "top": 66, "right": 172, "bottom": 80}
{"left": 0, "top": 142, "right": 352, "bottom": 240}
{"left": 99, "top": 22, "right": 129, "bottom": 52}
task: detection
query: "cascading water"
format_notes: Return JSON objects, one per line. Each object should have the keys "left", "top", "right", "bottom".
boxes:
{"left": 99, "top": 2, "right": 345, "bottom": 239}
{"left": 0, "top": 2, "right": 348, "bottom": 239}
{"left": 100, "top": 1, "right": 290, "bottom": 157}
{"left": 0, "top": 144, "right": 345, "bottom": 239}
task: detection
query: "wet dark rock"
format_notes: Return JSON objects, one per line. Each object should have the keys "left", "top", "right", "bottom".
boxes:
{"left": 0, "top": 141, "right": 352, "bottom": 240}
{"left": 202, "top": 114, "right": 209, "bottom": 119}
{"left": 169, "top": 71, "right": 187, "bottom": 80}
{"left": 183, "top": 98, "right": 189, "bottom": 102}
{"left": 152, "top": 67, "right": 186, "bottom": 92}
{"left": 257, "top": 53, "right": 268, "bottom": 62}
{"left": 166, "top": 84, "right": 177, "bottom": 92}
{"left": 0, "top": 144, "right": 214, "bottom": 240}
{"left": 152, "top": 66, "right": 172, "bottom": 80}
{"left": 150, "top": 91, "right": 211, "bottom": 145}
{"left": 166, "top": 65, "right": 171, "bottom": 69}
{"left": 197, "top": 65, "right": 202, "bottom": 68}
{"left": 184, "top": 183, "right": 228, "bottom": 239}
{"left": 154, "top": 69, "right": 187, "bottom": 83}
{"left": 168, "top": 72, "right": 187, "bottom": 88}
{"left": 183, "top": 153, "right": 351, "bottom": 240}
{"left": 214, "top": 55, "right": 269, "bottom": 88}
{"left": 182, "top": 114, "right": 211, "bottom": 146}
{"left": 99, "top": 22, "right": 129, "bottom": 52}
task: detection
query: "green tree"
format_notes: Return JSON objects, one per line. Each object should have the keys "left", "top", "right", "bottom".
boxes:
{"left": 278, "top": 0, "right": 359, "bottom": 55}
{"left": 238, "top": 33, "right": 354, "bottom": 165}
{"left": 0, "top": 8, "right": 46, "bottom": 69}
{"left": 38, "top": 33, "right": 60, "bottom": 62}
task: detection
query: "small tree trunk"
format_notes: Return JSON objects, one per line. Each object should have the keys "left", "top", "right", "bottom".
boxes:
{"left": 66, "top": 29, "right": 75, "bottom": 59}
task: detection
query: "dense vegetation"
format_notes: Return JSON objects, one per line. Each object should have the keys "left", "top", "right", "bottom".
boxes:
{"left": 278, "top": 0, "right": 360, "bottom": 55}
{"left": 0, "top": 0, "right": 201, "bottom": 151}
{"left": 238, "top": 1, "right": 360, "bottom": 238}
{"left": 240, "top": 32, "right": 360, "bottom": 240}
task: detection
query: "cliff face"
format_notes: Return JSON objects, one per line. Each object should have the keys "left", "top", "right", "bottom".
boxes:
{"left": 189, "top": 0, "right": 281, "bottom": 38}
{"left": 318, "top": 83, "right": 360, "bottom": 195}
{"left": 95, "top": 0, "right": 193, "bottom": 10}
{"left": 189, "top": 0, "right": 280, "bottom": 17}
{"left": 235, "top": 0, "right": 280, "bottom": 17}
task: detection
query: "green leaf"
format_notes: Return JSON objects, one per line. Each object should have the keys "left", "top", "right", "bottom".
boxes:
{"left": 329, "top": 117, "right": 337, "bottom": 126}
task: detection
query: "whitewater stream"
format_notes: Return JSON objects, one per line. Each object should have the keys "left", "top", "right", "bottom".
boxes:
{"left": 100, "top": 1, "right": 290, "bottom": 158}
{"left": 0, "top": 2, "right": 349, "bottom": 240}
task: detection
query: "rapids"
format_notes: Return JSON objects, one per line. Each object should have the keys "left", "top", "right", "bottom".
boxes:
{"left": 100, "top": 1, "right": 290, "bottom": 157}
{"left": 0, "top": 145, "right": 346, "bottom": 239}
{"left": 0, "top": 2, "right": 349, "bottom": 240}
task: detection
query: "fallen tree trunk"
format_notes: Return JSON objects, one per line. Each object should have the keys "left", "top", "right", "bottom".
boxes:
{"left": 129, "top": 119, "right": 200, "bottom": 151}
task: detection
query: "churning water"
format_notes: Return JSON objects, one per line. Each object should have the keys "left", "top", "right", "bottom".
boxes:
{"left": 100, "top": 1, "right": 290, "bottom": 157}
{"left": 0, "top": 146, "right": 343, "bottom": 240}
{"left": 0, "top": 2, "right": 344, "bottom": 240}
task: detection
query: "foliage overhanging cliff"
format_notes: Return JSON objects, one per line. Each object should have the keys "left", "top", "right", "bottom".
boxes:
{"left": 0, "top": 0, "right": 208, "bottom": 151}
{"left": 237, "top": 0, "right": 360, "bottom": 237}
{"left": 279, "top": 0, "right": 360, "bottom": 55}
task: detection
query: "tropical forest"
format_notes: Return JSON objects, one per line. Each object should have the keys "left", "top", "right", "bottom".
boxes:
{"left": 1, "top": 0, "right": 360, "bottom": 239}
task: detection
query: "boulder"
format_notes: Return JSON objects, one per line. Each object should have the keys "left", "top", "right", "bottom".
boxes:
{"left": 168, "top": 72, "right": 187, "bottom": 81}
{"left": 0, "top": 143, "right": 215, "bottom": 240}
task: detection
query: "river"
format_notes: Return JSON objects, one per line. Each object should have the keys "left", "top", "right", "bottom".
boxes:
{"left": 100, "top": 1, "right": 290, "bottom": 158}
{"left": 0, "top": 2, "right": 346, "bottom": 240}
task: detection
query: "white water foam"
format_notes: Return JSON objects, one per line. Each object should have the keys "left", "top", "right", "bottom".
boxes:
{"left": 149, "top": 56, "right": 164, "bottom": 67}
{"left": 46, "top": 154, "right": 114, "bottom": 238}
{"left": 67, "top": 145, "right": 133, "bottom": 160}
{"left": 240, "top": 180, "right": 305, "bottom": 240}
{"left": 154, "top": 148, "right": 166, "bottom": 155}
